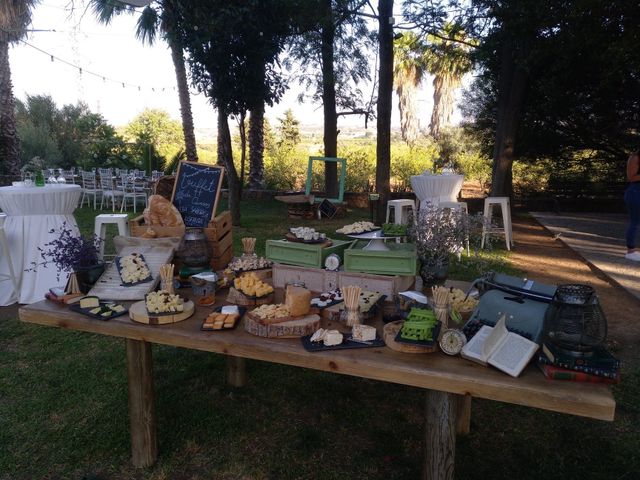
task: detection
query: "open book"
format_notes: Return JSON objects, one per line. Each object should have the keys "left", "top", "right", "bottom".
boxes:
{"left": 461, "top": 314, "right": 539, "bottom": 377}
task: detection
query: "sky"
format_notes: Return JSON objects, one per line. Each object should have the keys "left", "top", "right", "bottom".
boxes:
{"left": 9, "top": 0, "right": 453, "bottom": 134}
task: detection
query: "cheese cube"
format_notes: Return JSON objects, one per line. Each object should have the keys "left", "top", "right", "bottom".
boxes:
{"left": 323, "top": 330, "right": 343, "bottom": 346}
{"left": 352, "top": 324, "right": 377, "bottom": 342}
{"left": 80, "top": 296, "right": 100, "bottom": 309}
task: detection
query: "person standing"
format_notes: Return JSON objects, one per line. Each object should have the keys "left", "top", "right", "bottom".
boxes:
{"left": 625, "top": 150, "right": 640, "bottom": 260}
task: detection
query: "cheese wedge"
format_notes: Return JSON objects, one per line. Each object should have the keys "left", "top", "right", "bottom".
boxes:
{"left": 80, "top": 296, "right": 100, "bottom": 309}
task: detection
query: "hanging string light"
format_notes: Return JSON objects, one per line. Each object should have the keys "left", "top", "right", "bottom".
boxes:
{"left": 19, "top": 39, "right": 177, "bottom": 93}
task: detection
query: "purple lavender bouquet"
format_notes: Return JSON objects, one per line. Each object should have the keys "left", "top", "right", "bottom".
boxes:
{"left": 31, "top": 223, "right": 102, "bottom": 280}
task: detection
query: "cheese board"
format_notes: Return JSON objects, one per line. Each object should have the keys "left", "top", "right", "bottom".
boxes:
{"left": 226, "top": 287, "right": 274, "bottom": 306}
{"left": 70, "top": 302, "right": 128, "bottom": 320}
{"left": 301, "top": 334, "right": 385, "bottom": 352}
{"left": 284, "top": 233, "right": 332, "bottom": 246}
{"left": 88, "top": 245, "right": 174, "bottom": 301}
{"left": 201, "top": 306, "right": 246, "bottom": 331}
{"left": 129, "top": 299, "right": 195, "bottom": 325}
{"left": 115, "top": 253, "right": 153, "bottom": 286}
{"left": 383, "top": 320, "right": 438, "bottom": 353}
{"left": 243, "top": 312, "right": 320, "bottom": 338}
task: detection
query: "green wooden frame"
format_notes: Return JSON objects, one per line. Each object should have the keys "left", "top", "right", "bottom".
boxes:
{"left": 304, "top": 156, "right": 346, "bottom": 204}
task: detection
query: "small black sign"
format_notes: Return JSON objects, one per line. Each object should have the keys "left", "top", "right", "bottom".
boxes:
{"left": 171, "top": 161, "right": 225, "bottom": 227}
{"left": 318, "top": 198, "right": 338, "bottom": 219}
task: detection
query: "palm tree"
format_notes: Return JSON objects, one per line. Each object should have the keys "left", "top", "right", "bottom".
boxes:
{"left": 90, "top": 0, "right": 198, "bottom": 162}
{"left": 0, "top": 0, "right": 38, "bottom": 175}
{"left": 424, "top": 24, "right": 473, "bottom": 139}
{"left": 393, "top": 32, "right": 426, "bottom": 148}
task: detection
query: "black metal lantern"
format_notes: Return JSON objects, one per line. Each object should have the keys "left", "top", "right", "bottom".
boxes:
{"left": 543, "top": 284, "right": 607, "bottom": 355}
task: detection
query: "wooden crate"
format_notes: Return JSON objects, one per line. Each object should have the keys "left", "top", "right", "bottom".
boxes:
{"left": 266, "top": 239, "right": 353, "bottom": 268}
{"left": 344, "top": 241, "right": 418, "bottom": 276}
{"left": 272, "top": 263, "right": 333, "bottom": 292}
{"left": 272, "top": 263, "right": 415, "bottom": 298}
{"left": 338, "top": 271, "right": 415, "bottom": 297}
{"left": 130, "top": 211, "right": 234, "bottom": 271}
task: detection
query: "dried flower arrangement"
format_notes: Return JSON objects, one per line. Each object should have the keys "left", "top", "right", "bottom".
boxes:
{"left": 30, "top": 223, "right": 102, "bottom": 280}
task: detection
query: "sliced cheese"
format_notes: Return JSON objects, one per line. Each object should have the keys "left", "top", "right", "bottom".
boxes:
{"left": 80, "top": 296, "right": 100, "bottom": 309}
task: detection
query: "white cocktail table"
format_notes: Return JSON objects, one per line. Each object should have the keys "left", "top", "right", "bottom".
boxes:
{"left": 0, "top": 184, "right": 82, "bottom": 305}
{"left": 410, "top": 174, "right": 464, "bottom": 209}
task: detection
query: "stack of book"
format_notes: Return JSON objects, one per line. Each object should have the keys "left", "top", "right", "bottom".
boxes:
{"left": 537, "top": 342, "right": 620, "bottom": 385}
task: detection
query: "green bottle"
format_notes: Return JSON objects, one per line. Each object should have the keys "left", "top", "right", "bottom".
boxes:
{"left": 35, "top": 171, "right": 45, "bottom": 187}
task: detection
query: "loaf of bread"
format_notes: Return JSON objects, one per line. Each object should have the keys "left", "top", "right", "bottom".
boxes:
{"left": 143, "top": 195, "right": 184, "bottom": 227}
{"left": 285, "top": 285, "right": 311, "bottom": 317}
{"left": 141, "top": 228, "right": 157, "bottom": 238}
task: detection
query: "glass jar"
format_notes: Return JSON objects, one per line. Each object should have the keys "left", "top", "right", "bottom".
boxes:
{"left": 177, "top": 228, "right": 211, "bottom": 267}
{"left": 340, "top": 305, "right": 362, "bottom": 327}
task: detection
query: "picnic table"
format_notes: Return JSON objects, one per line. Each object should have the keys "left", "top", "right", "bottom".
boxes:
{"left": 19, "top": 288, "right": 615, "bottom": 479}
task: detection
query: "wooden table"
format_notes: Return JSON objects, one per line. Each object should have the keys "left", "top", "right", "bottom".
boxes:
{"left": 19, "top": 296, "right": 615, "bottom": 479}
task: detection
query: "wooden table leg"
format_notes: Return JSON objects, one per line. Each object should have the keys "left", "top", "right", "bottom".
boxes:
{"left": 125, "top": 339, "right": 157, "bottom": 468}
{"left": 455, "top": 394, "right": 471, "bottom": 436}
{"left": 226, "top": 356, "right": 247, "bottom": 387}
{"left": 423, "top": 390, "right": 456, "bottom": 480}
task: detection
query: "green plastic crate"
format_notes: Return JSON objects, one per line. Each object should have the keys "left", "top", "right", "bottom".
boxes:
{"left": 344, "top": 241, "right": 418, "bottom": 276}
{"left": 266, "top": 239, "right": 353, "bottom": 268}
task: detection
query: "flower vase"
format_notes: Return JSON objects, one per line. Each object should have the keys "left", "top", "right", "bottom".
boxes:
{"left": 73, "top": 262, "right": 105, "bottom": 294}
{"left": 419, "top": 257, "right": 449, "bottom": 289}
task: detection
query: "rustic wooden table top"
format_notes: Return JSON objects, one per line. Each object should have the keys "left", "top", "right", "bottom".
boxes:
{"left": 19, "top": 291, "right": 615, "bottom": 422}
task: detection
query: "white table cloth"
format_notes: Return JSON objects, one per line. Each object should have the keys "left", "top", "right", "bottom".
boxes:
{"left": 0, "top": 184, "right": 82, "bottom": 305}
{"left": 410, "top": 174, "right": 464, "bottom": 209}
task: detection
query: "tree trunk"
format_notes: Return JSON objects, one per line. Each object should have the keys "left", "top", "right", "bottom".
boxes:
{"left": 248, "top": 102, "right": 265, "bottom": 190}
{"left": 491, "top": 44, "right": 528, "bottom": 197}
{"left": 168, "top": 36, "right": 198, "bottom": 162}
{"left": 237, "top": 110, "right": 247, "bottom": 197}
{"left": 218, "top": 109, "right": 241, "bottom": 226}
{"left": 0, "top": 38, "right": 21, "bottom": 176}
{"left": 321, "top": 0, "right": 338, "bottom": 198}
{"left": 376, "top": 0, "right": 394, "bottom": 223}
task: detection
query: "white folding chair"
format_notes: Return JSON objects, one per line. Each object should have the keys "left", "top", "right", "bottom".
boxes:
{"left": 80, "top": 171, "right": 103, "bottom": 210}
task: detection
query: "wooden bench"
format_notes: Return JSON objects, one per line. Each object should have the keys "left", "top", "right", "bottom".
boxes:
{"left": 19, "top": 292, "right": 615, "bottom": 479}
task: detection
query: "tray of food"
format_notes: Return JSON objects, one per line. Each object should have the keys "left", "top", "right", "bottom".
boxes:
{"left": 394, "top": 308, "right": 442, "bottom": 346}
{"left": 145, "top": 290, "right": 186, "bottom": 316}
{"left": 381, "top": 223, "right": 408, "bottom": 236}
{"left": 228, "top": 256, "right": 273, "bottom": 274}
{"left": 202, "top": 305, "right": 245, "bottom": 331}
{"left": 286, "top": 227, "right": 329, "bottom": 244}
{"left": 310, "top": 288, "right": 344, "bottom": 309}
{"left": 232, "top": 272, "right": 274, "bottom": 299}
{"left": 302, "top": 325, "right": 385, "bottom": 351}
{"left": 115, "top": 252, "right": 153, "bottom": 286}
{"left": 336, "top": 221, "right": 380, "bottom": 235}
{"left": 70, "top": 296, "right": 127, "bottom": 320}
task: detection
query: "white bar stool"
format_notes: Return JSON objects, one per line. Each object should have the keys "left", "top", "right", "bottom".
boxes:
{"left": 481, "top": 197, "right": 514, "bottom": 250}
{"left": 94, "top": 214, "right": 129, "bottom": 260}
{"left": 385, "top": 199, "right": 416, "bottom": 224}
{"left": 0, "top": 213, "right": 19, "bottom": 302}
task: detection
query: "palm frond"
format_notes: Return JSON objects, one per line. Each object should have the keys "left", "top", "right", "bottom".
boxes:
{"left": 0, "top": 0, "right": 38, "bottom": 42}
{"left": 135, "top": 6, "right": 159, "bottom": 45}
{"left": 90, "top": 0, "right": 131, "bottom": 25}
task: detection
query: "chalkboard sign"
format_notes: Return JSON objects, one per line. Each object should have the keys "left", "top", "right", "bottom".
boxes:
{"left": 171, "top": 161, "right": 225, "bottom": 227}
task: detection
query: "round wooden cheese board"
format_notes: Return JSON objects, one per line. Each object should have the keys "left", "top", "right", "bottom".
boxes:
{"left": 244, "top": 312, "right": 321, "bottom": 338}
{"left": 129, "top": 299, "right": 195, "bottom": 325}
{"left": 383, "top": 320, "right": 438, "bottom": 353}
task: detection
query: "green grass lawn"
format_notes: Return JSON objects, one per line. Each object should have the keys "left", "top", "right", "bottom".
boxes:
{"left": 1, "top": 201, "right": 638, "bottom": 479}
